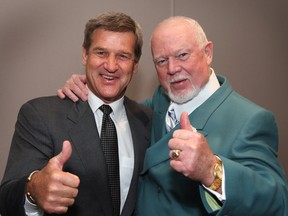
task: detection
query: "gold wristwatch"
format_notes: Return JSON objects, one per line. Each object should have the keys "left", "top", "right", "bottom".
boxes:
{"left": 208, "top": 157, "right": 223, "bottom": 191}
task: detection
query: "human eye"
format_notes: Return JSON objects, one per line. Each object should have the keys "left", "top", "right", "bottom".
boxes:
{"left": 176, "top": 52, "right": 190, "bottom": 60}
{"left": 117, "top": 53, "right": 132, "bottom": 61}
{"left": 154, "top": 58, "right": 168, "bottom": 67}
{"left": 90, "top": 48, "right": 108, "bottom": 58}
{"left": 95, "top": 51, "right": 108, "bottom": 58}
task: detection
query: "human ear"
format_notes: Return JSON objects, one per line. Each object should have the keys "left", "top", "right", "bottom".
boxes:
{"left": 204, "top": 41, "right": 213, "bottom": 65}
{"left": 82, "top": 47, "right": 88, "bottom": 66}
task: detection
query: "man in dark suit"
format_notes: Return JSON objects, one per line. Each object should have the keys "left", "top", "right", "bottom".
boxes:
{"left": 0, "top": 12, "right": 151, "bottom": 216}
{"left": 55, "top": 16, "right": 288, "bottom": 215}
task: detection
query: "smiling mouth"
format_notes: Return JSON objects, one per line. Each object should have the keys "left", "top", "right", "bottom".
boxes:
{"left": 102, "top": 74, "right": 116, "bottom": 80}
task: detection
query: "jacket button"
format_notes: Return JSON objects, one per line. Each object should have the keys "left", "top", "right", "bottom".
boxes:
{"left": 157, "top": 186, "right": 161, "bottom": 193}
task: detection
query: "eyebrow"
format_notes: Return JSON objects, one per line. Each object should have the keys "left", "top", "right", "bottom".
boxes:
{"left": 153, "top": 48, "right": 192, "bottom": 59}
{"left": 91, "top": 46, "right": 133, "bottom": 55}
{"left": 90, "top": 46, "right": 105, "bottom": 52}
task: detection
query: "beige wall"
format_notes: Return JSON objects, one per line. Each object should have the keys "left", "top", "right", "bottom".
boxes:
{"left": 0, "top": 0, "right": 287, "bottom": 181}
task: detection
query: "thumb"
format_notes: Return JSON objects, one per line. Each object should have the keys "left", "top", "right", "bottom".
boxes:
{"left": 54, "top": 140, "right": 72, "bottom": 170}
{"left": 180, "top": 112, "right": 194, "bottom": 131}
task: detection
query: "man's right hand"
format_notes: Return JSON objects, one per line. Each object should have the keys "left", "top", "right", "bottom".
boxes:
{"left": 57, "top": 74, "right": 88, "bottom": 102}
{"left": 26, "top": 140, "right": 80, "bottom": 214}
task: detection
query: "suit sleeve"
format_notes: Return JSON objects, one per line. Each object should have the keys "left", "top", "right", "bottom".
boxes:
{"left": 0, "top": 101, "right": 53, "bottom": 215}
{"left": 200, "top": 110, "right": 288, "bottom": 215}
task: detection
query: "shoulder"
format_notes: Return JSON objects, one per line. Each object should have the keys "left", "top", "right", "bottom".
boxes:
{"left": 148, "top": 85, "right": 170, "bottom": 112}
{"left": 25, "top": 95, "right": 73, "bottom": 106}
{"left": 217, "top": 74, "right": 272, "bottom": 114}
{"left": 18, "top": 96, "right": 81, "bottom": 118}
{"left": 215, "top": 79, "right": 277, "bottom": 135}
{"left": 23, "top": 95, "right": 75, "bottom": 109}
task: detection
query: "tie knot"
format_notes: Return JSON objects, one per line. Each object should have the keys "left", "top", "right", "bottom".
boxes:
{"left": 100, "top": 104, "right": 113, "bottom": 115}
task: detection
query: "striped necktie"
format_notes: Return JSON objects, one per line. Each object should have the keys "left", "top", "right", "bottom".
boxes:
{"left": 165, "top": 106, "right": 179, "bottom": 132}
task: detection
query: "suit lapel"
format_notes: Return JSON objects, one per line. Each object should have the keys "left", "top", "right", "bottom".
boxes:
{"left": 121, "top": 97, "right": 150, "bottom": 215}
{"left": 188, "top": 76, "right": 232, "bottom": 131}
{"left": 66, "top": 101, "right": 113, "bottom": 215}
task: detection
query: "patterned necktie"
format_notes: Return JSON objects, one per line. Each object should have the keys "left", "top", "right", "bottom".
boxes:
{"left": 166, "top": 106, "right": 179, "bottom": 132}
{"left": 100, "top": 105, "right": 120, "bottom": 216}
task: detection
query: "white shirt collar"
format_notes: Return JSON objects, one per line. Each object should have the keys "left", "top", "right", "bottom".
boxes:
{"left": 87, "top": 86, "right": 124, "bottom": 121}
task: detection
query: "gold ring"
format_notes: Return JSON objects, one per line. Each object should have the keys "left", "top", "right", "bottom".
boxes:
{"left": 171, "top": 149, "right": 181, "bottom": 160}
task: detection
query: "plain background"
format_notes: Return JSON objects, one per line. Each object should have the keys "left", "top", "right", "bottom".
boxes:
{"left": 0, "top": 0, "right": 287, "bottom": 183}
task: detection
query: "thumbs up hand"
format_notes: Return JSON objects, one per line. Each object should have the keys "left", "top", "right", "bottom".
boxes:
{"left": 168, "top": 112, "right": 217, "bottom": 187}
{"left": 26, "top": 140, "right": 80, "bottom": 214}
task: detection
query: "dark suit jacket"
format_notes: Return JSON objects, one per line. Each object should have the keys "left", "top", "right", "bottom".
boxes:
{"left": 137, "top": 75, "right": 288, "bottom": 216}
{"left": 0, "top": 96, "right": 151, "bottom": 216}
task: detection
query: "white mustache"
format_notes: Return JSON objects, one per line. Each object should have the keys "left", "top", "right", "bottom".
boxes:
{"left": 168, "top": 75, "right": 189, "bottom": 84}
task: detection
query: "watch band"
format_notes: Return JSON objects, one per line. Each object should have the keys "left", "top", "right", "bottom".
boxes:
{"left": 208, "top": 157, "right": 223, "bottom": 191}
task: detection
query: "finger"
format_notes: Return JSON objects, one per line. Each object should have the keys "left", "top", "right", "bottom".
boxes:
{"left": 54, "top": 141, "right": 73, "bottom": 170}
{"left": 62, "top": 86, "right": 80, "bottom": 102}
{"left": 56, "top": 89, "right": 66, "bottom": 99}
{"left": 68, "top": 85, "right": 88, "bottom": 102}
{"left": 72, "top": 74, "right": 88, "bottom": 101}
{"left": 50, "top": 195, "right": 77, "bottom": 212}
{"left": 171, "top": 129, "right": 196, "bottom": 141}
{"left": 180, "top": 112, "right": 192, "bottom": 130}
{"left": 61, "top": 172, "right": 80, "bottom": 188}
{"left": 53, "top": 183, "right": 79, "bottom": 198}
{"left": 168, "top": 137, "right": 185, "bottom": 149}
{"left": 57, "top": 196, "right": 76, "bottom": 207}
{"left": 170, "top": 160, "right": 184, "bottom": 173}
{"left": 74, "top": 74, "right": 87, "bottom": 92}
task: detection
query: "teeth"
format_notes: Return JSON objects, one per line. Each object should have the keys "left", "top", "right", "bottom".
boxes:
{"left": 103, "top": 75, "right": 114, "bottom": 80}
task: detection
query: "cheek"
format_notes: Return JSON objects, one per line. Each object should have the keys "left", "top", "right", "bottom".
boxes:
{"left": 157, "top": 68, "right": 167, "bottom": 81}
{"left": 157, "top": 70, "right": 169, "bottom": 90}
{"left": 87, "top": 58, "right": 100, "bottom": 68}
{"left": 120, "top": 63, "right": 136, "bottom": 80}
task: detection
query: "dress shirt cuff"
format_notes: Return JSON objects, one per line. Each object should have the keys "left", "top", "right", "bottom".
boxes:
{"left": 24, "top": 196, "right": 44, "bottom": 216}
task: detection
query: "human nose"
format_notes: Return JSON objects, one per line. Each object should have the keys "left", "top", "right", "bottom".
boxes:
{"left": 104, "top": 55, "right": 118, "bottom": 73}
{"left": 168, "top": 58, "right": 181, "bottom": 75}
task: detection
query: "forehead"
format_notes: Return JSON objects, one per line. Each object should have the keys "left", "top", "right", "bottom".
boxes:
{"left": 90, "top": 29, "right": 136, "bottom": 52}
{"left": 154, "top": 19, "right": 194, "bottom": 38}
{"left": 151, "top": 21, "right": 196, "bottom": 56}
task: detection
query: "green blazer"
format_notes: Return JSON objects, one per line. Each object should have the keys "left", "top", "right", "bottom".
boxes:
{"left": 137, "top": 75, "right": 288, "bottom": 216}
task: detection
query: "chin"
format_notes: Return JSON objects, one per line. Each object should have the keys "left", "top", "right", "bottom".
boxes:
{"left": 168, "top": 87, "right": 200, "bottom": 104}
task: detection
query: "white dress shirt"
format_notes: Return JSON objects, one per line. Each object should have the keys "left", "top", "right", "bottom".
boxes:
{"left": 88, "top": 89, "right": 134, "bottom": 212}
